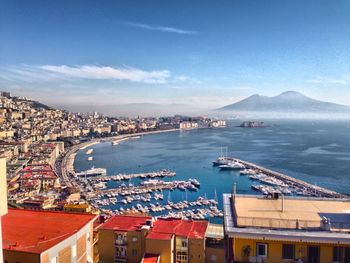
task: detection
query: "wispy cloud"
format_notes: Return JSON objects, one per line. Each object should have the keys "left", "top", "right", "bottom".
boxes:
{"left": 1, "top": 64, "right": 171, "bottom": 84}
{"left": 124, "top": 22, "right": 199, "bottom": 35}
{"left": 306, "top": 76, "right": 349, "bottom": 86}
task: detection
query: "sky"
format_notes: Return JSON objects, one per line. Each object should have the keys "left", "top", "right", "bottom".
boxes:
{"left": 1, "top": 0, "right": 350, "bottom": 112}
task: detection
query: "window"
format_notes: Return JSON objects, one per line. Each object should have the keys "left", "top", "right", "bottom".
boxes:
{"left": 210, "top": 255, "right": 217, "bottom": 261}
{"left": 282, "top": 244, "right": 295, "bottom": 260}
{"left": 256, "top": 243, "right": 268, "bottom": 258}
{"left": 182, "top": 240, "right": 188, "bottom": 247}
{"left": 333, "top": 247, "right": 350, "bottom": 263}
{"left": 132, "top": 249, "right": 137, "bottom": 256}
{"left": 334, "top": 247, "right": 343, "bottom": 262}
{"left": 71, "top": 244, "right": 77, "bottom": 258}
{"left": 176, "top": 251, "right": 188, "bottom": 263}
{"left": 132, "top": 236, "right": 138, "bottom": 242}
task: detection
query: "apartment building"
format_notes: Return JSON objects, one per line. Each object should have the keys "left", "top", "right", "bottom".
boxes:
{"left": 223, "top": 193, "right": 350, "bottom": 263}
{"left": 2, "top": 209, "right": 98, "bottom": 263}
{"left": 0, "top": 158, "right": 8, "bottom": 262}
{"left": 98, "top": 215, "right": 152, "bottom": 263}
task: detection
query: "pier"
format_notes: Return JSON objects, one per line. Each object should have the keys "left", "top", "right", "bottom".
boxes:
{"left": 92, "top": 179, "right": 198, "bottom": 197}
{"left": 86, "top": 169, "right": 176, "bottom": 182}
{"left": 226, "top": 157, "right": 347, "bottom": 198}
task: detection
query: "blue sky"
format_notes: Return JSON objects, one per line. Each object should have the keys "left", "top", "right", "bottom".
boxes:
{"left": 1, "top": 0, "right": 350, "bottom": 109}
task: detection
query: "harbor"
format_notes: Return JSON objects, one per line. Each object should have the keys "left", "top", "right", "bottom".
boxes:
{"left": 213, "top": 156, "right": 347, "bottom": 198}
{"left": 72, "top": 165, "right": 223, "bottom": 220}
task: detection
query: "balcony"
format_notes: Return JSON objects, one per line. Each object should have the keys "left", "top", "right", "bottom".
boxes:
{"left": 115, "top": 239, "right": 127, "bottom": 246}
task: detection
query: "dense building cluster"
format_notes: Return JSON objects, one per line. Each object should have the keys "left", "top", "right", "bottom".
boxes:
{"left": 0, "top": 91, "right": 226, "bottom": 211}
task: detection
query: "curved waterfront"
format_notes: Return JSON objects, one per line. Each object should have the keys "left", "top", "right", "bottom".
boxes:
{"left": 74, "top": 120, "right": 350, "bottom": 222}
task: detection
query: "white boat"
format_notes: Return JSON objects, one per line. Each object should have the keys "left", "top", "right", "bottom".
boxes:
{"left": 87, "top": 156, "right": 93, "bottom": 161}
{"left": 86, "top": 149, "right": 93, "bottom": 155}
{"left": 219, "top": 161, "right": 245, "bottom": 170}
{"left": 240, "top": 169, "right": 256, "bottom": 175}
{"left": 76, "top": 166, "right": 107, "bottom": 177}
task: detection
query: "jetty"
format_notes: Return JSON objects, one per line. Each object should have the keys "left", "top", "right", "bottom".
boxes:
{"left": 224, "top": 157, "right": 347, "bottom": 198}
{"left": 86, "top": 169, "right": 176, "bottom": 182}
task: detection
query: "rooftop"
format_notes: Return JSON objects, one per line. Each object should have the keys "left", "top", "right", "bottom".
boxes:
{"left": 2, "top": 209, "right": 97, "bottom": 254}
{"left": 148, "top": 218, "right": 208, "bottom": 239}
{"left": 205, "top": 223, "right": 224, "bottom": 239}
{"left": 100, "top": 215, "right": 152, "bottom": 231}
{"left": 223, "top": 194, "right": 350, "bottom": 244}
{"left": 234, "top": 194, "right": 350, "bottom": 230}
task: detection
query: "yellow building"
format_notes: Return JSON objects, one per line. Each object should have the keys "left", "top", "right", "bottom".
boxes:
{"left": 98, "top": 215, "right": 152, "bottom": 263}
{"left": 98, "top": 216, "right": 221, "bottom": 263}
{"left": 0, "top": 158, "right": 9, "bottom": 263}
{"left": 2, "top": 209, "right": 98, "bottom": 263}
{"left": 144, "top": 218, "right": 209, "bottom": 263}
{"left": 223, "top": 193, "right": 350, "bottom": 263}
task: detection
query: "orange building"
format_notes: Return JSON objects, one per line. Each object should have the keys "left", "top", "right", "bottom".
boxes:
{"left": 98, "top": 215, "right": 152, "bottom": 263}
{"left": 145, "top": 218, "right": 208, "bottom": 263}
{"left": 2, "top": 209, "right": 98, "bottom": 263}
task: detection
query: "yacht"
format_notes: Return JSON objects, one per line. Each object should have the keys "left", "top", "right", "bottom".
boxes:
{"left": 213, "top": 156, "right": 229, "bottom": 166}
{"left": 219, "top": 161, "right": 245, "bottom": 170}
{"left": 76, "top": 166, "right": 107, "bottom": 177}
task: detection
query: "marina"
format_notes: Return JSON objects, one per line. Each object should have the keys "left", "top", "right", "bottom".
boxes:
{"left": 83, "top": 169, "right": 176, "bottom": 183}
{"left": 214, "top": 156, "right": 346, "bottom": 198}
{"left": 71, "top": 122, "right": 350, "bottom": 223}
{"left": 71, "top": 166, "right": 223, "bottom": 220}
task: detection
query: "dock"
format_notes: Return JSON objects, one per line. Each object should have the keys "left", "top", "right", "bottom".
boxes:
{"left": 227, "top": 157, "right": 347, "bottom": 198}
{"left": 86, "top": 169, "right": 176, "bottom": 182}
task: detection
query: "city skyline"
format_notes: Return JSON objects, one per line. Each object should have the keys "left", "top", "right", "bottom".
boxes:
{"left": 1, "top": 0, "right": 350, "bottom": 112}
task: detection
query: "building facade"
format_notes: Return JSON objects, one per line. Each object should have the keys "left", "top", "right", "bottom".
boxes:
{"left": 98, "top": 215, "right": 152, "bottom": 263}
{"left": 223, "top": 193, "right": 350, "bottom": 263}
{"left": 0, "top": 158, "right": 8, "bottom": 263}
{"left": 2, "top": 209, "right": 98, "bottom": 263}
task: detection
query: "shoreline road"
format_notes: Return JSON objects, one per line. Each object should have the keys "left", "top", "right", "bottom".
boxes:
{"left": 54, "top": 128, "right": 181, "bottom": 189}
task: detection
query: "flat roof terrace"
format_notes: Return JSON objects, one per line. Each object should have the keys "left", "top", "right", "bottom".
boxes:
{"left": 234, "top": 195, "right": 350, "bottom": 230}
{"left": 224, "top": 194, "right": 350, "bottom": 244}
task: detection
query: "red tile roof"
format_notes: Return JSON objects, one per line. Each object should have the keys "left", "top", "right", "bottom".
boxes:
{"left": 149, "top": 218, "right": 208, "bottom": 239}
{"left": 146, "top": 232, "right": 173, "bottom": 240}
{"left": 2, "top": 209, "right": 97, "bottom": 254}
{"left": 100, "top": 215, "right": 152, "bottom": 231}
{"left": 21, "top": 165, "right": 52, "bottom": 172}
{"left": 21, "top": 171, "right": 57, "bottom": 180}
{"left": 142, "top": 253, "right": 160, "bottom": 263}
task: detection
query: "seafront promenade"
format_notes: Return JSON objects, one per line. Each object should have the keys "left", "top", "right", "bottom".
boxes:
{"left": 55, "top": 128, "right": 180, "bottom": 187}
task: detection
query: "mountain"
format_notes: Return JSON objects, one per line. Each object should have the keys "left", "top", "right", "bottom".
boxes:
{"left": 217, "top": 91, "right": 350, "bottom": 113}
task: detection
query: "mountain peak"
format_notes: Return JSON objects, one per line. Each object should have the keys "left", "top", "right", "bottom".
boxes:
{"left": 217, "top": 90, "right": 350, "bottom": 113}
{"left": 275, "top": 91, "right": 307, "bottom": 99}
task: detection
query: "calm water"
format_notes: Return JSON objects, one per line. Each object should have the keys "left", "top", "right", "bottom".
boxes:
{"left": 75, "top": 120, "right": 350, "bottom": 222}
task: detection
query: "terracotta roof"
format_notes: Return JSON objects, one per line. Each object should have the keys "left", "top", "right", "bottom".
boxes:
{"left": 149, "top": 218, "right": 208, "bottom": 239}
{"left": 142, "top": 253, "right": 160, "bottom": 263}
{"left": 21, "top": 165, "right": 52, "bottom": 172}
{"left": 100, "top": 215, "right": 151, "bottom": 231}
{"left": 146, "top": 232, "right": 173, "bottom": 240}
{"left": 21, "top": 171, "right": 57, "bottom": 180}
{"left": 2, "top": 209, "right": 97, "bottom": 254}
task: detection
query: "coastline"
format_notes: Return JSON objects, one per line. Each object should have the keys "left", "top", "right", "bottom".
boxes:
{"left": 58, "top": 128, "right": 180, "bottom": 187}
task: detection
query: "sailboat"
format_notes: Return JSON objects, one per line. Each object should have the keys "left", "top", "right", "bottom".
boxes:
{"left": 213, "top": 146, "right": 229, "bottom": 166}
